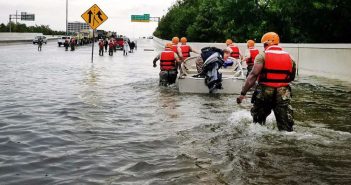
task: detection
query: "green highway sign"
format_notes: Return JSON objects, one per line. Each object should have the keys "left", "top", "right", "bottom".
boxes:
{"left": 131, "top": 14, "right": 150, "bottom": 22}
{"left": 20, "top": 12, "right": 35, "bottom": 21}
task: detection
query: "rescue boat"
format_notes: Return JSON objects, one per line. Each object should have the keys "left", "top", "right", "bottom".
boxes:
{"left": 178, "top": 56, "right": 246, "bottom": 94}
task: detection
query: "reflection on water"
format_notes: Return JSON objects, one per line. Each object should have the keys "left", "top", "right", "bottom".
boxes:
{"left": 158, "top": 87, "right": 180, "bottom": 119}
{"left": 0, "top": 41, "right": 350, "bottom": 185}
{"left": 80, "top": 65, "right": 102, "bottom": 107}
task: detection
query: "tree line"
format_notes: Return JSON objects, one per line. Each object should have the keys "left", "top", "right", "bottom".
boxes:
{"left": 0, "top": 22, "right": 65, "bottom": 35}
{"left": 154, "top": 0, "right": 351, "bottom": 43}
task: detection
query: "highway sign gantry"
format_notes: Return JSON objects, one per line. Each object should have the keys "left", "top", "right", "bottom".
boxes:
{"left": 81, "top": 4, "right": 108, "bottom": 29}
{"left": 131, "top": 14, "right": 150, "bottom": 22}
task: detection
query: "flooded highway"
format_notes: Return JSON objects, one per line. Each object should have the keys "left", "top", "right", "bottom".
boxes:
{"left": 0, "top": 39, "right": 350, "bottom": 185}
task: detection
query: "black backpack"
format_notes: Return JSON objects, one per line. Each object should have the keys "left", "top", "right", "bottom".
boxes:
{"left": 200, "top": 47, "right": 224, "bottom": 62}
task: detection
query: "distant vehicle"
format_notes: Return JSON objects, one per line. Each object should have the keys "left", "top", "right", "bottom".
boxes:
{"left": 33, "top": 36, "right": 47, "bottom": 44}
{"left": 148, "top": 36, "right": 153, "bottom": 39}
{"left": 115, "top": 37, "right": 124, "bottom": 50}
{"left": 57, "top": 36, "right": 71, "bottom": 47}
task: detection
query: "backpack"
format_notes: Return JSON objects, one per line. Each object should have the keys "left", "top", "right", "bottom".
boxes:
{"left": 200, "top": 47, "right": 224, "bottom": 62}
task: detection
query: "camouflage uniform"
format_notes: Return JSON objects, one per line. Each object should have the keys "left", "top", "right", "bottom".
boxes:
{"left": 159, "top": 70, "right": 178, "bottom": 86}
{"left": 153, "top": 52, "right": 179, "bottom": 86}
{"left": 246, "top": 50, "right": 296, "bottom": 132}
{"left": 251, "top": 85, "right": 294, "bottom": 131}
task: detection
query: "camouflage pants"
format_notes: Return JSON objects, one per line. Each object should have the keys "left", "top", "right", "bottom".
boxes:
{"left": 159, "top": 70, "right": 178, "bottom": 86}
{"left": 251, "top": 85, "right": 294, "bottom": 131}
{"left": 246, "top": 64, "right": 253, "bottom": 78}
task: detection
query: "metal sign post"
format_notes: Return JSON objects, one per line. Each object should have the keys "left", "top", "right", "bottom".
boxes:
{"left": 8, "top": 11, "right": 35, "bottom": 32}
{"left": 81, "top": 4, "right": 108, "bottom": 63}
{"left": 91, "top": 30, "right": 94, "bottom": 63}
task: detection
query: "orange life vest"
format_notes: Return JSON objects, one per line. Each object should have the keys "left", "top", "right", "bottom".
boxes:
{"left": 247, "top": 47, "right": 259, "bottom": 65}
{"left": 259, "top": 46, "right": 293, "bottom": 88}
{"left": 229, "top": 45, "right": 240, "bottom": 59}
{"left": 160, "top": 49, "right": 176, "bottom": 71}
{"left": 109, "top": 42, "right": 114, "bottom": 48}
{"left": 172, "top": 45, "right": 178, "bottom": 53}
{"left": 99, "top": 41, "right": 104, "bottom": 48}
{"left": 180, "top": 45, "right": 191, "bottom": 59}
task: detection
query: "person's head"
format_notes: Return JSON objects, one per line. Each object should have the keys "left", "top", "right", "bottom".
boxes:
{"left": 261, "top": 32, "right": 279, "bottom": 50}
{"left": 225, "top": 39, "right": 233, "bottom": 46}
{"left": 172, "top": 37, "right": 179, "bottom": 44}
{"left": 247, "top": 40, "right": 255, "bottom": 48}
{"left": 165, "top": 42, "right": 173, "bottom": 49}
{"left": 180, "top": 37, "right": 187, "bottom": 44}
{"left": 223, "top": 48, "right": 232, "bottom": 60}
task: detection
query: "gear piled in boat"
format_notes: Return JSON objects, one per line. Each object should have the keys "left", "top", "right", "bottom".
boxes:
{"left": 197, "top": 47, "right": 225, "bottom": 93}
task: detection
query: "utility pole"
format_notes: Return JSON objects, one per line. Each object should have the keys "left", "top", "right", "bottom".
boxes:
{"left": 9, "top": 15, "right": 11, "bottom": 32}
{"left": 66, "top": 0, "right": 68, "bottom": 35}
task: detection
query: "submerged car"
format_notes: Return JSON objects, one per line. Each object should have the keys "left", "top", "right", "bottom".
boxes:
{"left": 33, "top": 36, "right": 47, "bottom": 44}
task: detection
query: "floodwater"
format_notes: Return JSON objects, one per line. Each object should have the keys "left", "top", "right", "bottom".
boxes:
{"left": 0, "top": 39, "right": 350, "bottom": 185}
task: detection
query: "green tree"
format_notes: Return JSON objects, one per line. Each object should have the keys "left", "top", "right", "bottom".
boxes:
{"left": 154, "top": 0, "right": 351, "bottom": 43}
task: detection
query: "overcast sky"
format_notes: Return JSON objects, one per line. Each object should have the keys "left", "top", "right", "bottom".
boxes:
{"left": 0, "top": 0, "right": 176, "bottom": 38}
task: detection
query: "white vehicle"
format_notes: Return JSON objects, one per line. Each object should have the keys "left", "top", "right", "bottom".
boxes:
{"left": 178, "top": 56, "right": 245, "bottom": 94}
{"left": 33, "top": 36, "right": 47, "bottom": 44}
{"left": 57, "top": 36, "right": 71, "bottom": 47}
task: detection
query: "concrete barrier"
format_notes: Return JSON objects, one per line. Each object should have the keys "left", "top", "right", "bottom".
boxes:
{"left": 0, "top": 32, "right": 60, "bottom": 43}
{"left": 154, "top": 37, "right": 351, "bottom": 82}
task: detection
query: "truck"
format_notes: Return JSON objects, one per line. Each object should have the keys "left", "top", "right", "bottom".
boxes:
{"left": 115, "top": 37, "right": 124, "bottom": 50}
{"left": 57, "top": 36, "right": 71, "bottom": 47}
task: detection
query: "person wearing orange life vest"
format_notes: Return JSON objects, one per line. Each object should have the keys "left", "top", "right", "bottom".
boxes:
{"left": 108, "top": 39, "right": 114, "bottom": 56}
{"left": 179, "top": 37, "right": 199, "bottom": 60}
{"left": 226, "top": 39, "right": 243, "bottom": 60}
{"left": 153, "top": 43, "right": 181, "bottom": 86}
{"left": 243, "top": 40, "right": 259, "bottom": 77}
{"left": 179, "top": 37, "right": 199, "bottom": 78}
{"left": 98, "top": 39, "right": 104, "bottom": 56}
{"left": 171, "top": 37, "right": 183, "bottom": 59}
{"left": 237, "top": 32, "right": 297, "bottom": 132}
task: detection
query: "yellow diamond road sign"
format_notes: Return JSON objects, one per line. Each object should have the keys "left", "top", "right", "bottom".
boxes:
{"left": 81, "top": 4, "right": 108, "bottom": 30}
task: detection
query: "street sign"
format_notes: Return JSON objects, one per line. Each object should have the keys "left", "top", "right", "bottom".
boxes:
{"left": 20, "top": 12, "right": 35, "bottom": 21}
{"left": 81, "top": 4, "right": 108, "bottom": 30}
{"left": 131, "top": 14, "right": 150, "bottom": 22}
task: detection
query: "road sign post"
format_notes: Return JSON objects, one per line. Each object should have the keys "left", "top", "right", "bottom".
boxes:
{"left": 92, "top": 31, "right": 94, "bottom": 63}
{"left": 81, "top": 4, "right": 108, "bottom": 63}
{"left": 8, "top": 11, "right": 35, "bottom": 32}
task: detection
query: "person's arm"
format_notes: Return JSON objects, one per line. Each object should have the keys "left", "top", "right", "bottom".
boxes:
{"left": 153, "top": 54, "right": 160, "bottom": 67}
{"left": 237, "top": 53, "right": 264, "bottom": 104}
{"left": 177, "top": 47, "right": 183, "bottom": 60}
{"left": 243, "top": 49, "right": 251, "bottom": 62}
{"left": 239, "top": 49, "right": 244, "bottom": 60}
{"left": 174, "top": 53, "right": 181, "bottom": 64}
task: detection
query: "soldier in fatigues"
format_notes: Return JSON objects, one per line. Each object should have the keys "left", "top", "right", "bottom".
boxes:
{"left": 153, "top": 43, "right": 181, "bottom": 86}
{"left": 237, "top": 32, "right": 296, "bottom": 132}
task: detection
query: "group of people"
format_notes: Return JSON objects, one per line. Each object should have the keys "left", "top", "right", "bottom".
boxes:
{"left": 153, "top": 32, "right": 296, "bottom": 132}
{"left": 63, "top": 37, "right": 77, "bottom": 51}
{"left": 153, "top": 36, "right": 199, "bottom": 86}
{"left": 98, "top": 38, "right": 137, "bottom": 57}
